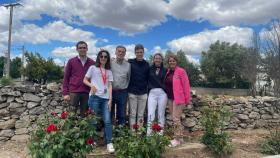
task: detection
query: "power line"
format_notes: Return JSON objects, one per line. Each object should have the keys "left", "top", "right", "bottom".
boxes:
{"left": 1, "top": 2, "right": 22, "bottom": 77}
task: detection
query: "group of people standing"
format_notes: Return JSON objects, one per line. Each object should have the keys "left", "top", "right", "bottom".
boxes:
{"left": 62, "top": 41, "right": 191, "bottom": 153}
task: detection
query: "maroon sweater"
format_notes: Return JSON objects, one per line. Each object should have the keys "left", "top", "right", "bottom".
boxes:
{"left": 62, "top": 56, "right": 95, "bottom": 95}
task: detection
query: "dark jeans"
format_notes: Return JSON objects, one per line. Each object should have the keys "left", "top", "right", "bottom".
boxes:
{"left": 111, "top": 90, "right": 128, "bottom": 125}
{"left": 69, "top": 92, "right": 89, "bottom": 117}
{"left": 88, "top": 95, "right": 112, "bottom": 144}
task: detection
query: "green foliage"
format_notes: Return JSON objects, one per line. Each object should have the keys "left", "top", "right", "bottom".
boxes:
{"left": 0, "top": 76, "right": 13, "bottom": 86}
{"left": 113, "top": 125, "right": 170, "bottom": 158}
{"left": 0, "top": 56, "right": 5, "bottom": 77}
{"left": 260, "top": 128, "right": 280, "bottom": 155}
{"left": 200, "top": 41, "right": 249, "bottom": 88}
{"left": 28, "top": 111, "right": 98, "bottom": 158}
{"left": 10, "top": 57, "right": 22, "bottom": 78}
{"left": 200, "top": 106, "right": 233, "bottom": 156}
{"left": 23, "top": 52, "right": 63, "bottom": 83}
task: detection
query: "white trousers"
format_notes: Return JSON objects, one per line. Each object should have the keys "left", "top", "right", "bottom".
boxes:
{"left": 147, "top": 88, "right": 168, "bottom": 135}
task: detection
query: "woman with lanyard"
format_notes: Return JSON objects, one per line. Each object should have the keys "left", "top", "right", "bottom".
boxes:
{"left": 83, "top": 50, "right": 115, "bottom": 153}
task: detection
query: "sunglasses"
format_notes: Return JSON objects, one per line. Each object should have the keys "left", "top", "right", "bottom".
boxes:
{"left": 78, "top": 47, "right": 87, "bottom": 49}
{"left": 100, "top": 55, "right": 108, "bottom": 59}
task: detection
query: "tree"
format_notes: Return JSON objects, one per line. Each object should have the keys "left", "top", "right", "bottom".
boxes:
{"left": 164, "top": 50, "right": 202, "bottom": 87}
{"left": 240, "top": 32, "right": 261, "bottom": 97}
{"left": 10, "top": 57, "right": 22, "bottom": 78}
{"left": 23, "top": 52, "right": 63, "bottom": 83}
{"left": 200, "top": 41, "right": 249, "bottom": 88}
{"left": 0, "top": 56, "right": 5, "bottom": 77}
{"left": 262, "top": 20, "right": 280, "bottom": 97}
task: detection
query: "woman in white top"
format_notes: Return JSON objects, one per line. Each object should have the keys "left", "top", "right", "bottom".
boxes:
{"left": 83, "top": 50, "right": 115, "bottom": 153}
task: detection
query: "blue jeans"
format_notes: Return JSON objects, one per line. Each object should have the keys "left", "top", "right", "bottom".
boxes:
{"left": 111, "top": 90, "right": 128, "bottom": 125}
{"left": 88, "top": 95, "right": 112, "bottom": 144}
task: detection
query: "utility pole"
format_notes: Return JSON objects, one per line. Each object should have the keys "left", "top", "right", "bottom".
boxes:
{"left": 21, "top": 46, "right": 25, "bottom": 81}
{"left": 2, "top": 2, "right": 22, "bottom": 77}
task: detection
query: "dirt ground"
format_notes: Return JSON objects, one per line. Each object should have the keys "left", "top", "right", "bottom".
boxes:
{"left": 0, "top": 129, "right": 275, "bottom": 158}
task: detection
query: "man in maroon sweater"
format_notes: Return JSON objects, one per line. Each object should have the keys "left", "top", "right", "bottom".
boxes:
{"left": 62, "top": 41, "right": 95, "bottom": 117}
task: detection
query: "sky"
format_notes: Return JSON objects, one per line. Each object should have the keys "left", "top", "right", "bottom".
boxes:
{"left": 0, "top": 0, "right": 279, "bottom": 66}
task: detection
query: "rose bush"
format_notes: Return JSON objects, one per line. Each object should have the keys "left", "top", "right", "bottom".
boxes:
{"left": 28, "top": 109, "right": 98, "bottom": 158}
{"left": 113, "top": 123, "right": 170, "bottom": 158}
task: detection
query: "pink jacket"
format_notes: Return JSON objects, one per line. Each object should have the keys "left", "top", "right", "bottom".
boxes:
{"left": 165, "top": 66, "right": 191, "bottom": 105}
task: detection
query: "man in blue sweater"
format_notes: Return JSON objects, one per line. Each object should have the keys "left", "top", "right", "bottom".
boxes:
{"left": 128, "top": 44, "right": 149, "bottom": 129}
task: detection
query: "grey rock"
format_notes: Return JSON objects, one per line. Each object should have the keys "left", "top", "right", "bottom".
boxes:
{"left": 6, "top": 96, "right": 14, "bottom": 103}
{"left": 239, "top": 123, "right": 247, "bottom": 128}
{"left": 273, "top": 114, "right": 280, "bottom": 119}
{"left": 261, "top": 114, "right": 272, "bottom": 120}
{"left": 41, "top": 99, "right": 49, "bottom": 107}
{"left": 183, "top": 118, "right": 197, "bottom": 127}
{"left": 237, "top": 114, "right": 249, "bottom": 120}
{"left": 0, "top": 95, "right": 7, "bottom": 103}
{"left": 47, "top": 82, "right": 60, "bottom": 92}
{"left": 0, "top": 109, "right": 9, "bottom": 117}
{"left": 255, "top": 120, "right": 266, "bottom": 128}
{"left": 0, "top": 103, "right": 8, "bottom": 108}
{"left": 249, "top": 112, "right": 260, "bottom": 119}
{"left": 29, "top": 107, "right": 45, "bottom": 115}
{"left": 9, "top": 107, "right": 26, "bottom": 115}
{"left": 15, "top": 119, "right": 30, "bottom": 129}
{"left": 0, "top": 119, "right": 16, "bottom": 129}
{"left": 15, "top": 98, "right": 24, "bottom": 103}
{"left": 23, "top": 93, "right": 41, "bottom": 102}
{"left": 50, "top": 100, "right": 58, "bottom": 106}
{"left": 11, "top": 134, "right": 29, "bottom": 142}
{"left": 8, "top": 102, "right": 23, "bottom": 109}
{"left": 15, "top": 128, "right": 28, "bottom": 135}
{"left": 0, "top": 137, "right": 9, "bottom": 141}
{"left": 0, "top": 129, "right": 14, "bottom": 137}
{"left": 6, "top": 91, "right": 21, "bottom": 97}
{"left": 14, "top": 85, "right": 37, "bottom": 93}
{"left": 27, "top": 102, "right": 39, "bottom": 109}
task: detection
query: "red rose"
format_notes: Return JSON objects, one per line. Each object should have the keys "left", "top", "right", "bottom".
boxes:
{"left": 61, "top": 111, "right": 68, "bottom": 119}
{"left": 85, "top": 108, "right": 92, "bottom": 115}
{"left": 46, "top": 124, "right": 58, "bottom": 133}
{"left": 152, "top": 123, "right": 161, "bottom": 132}
{"left": 50, "top": 112, "right": 56, "bottom": 116}
{"left": 132, "top": 123, "right": 139, "bottom": 130}
{"left": 86, "top": 137, "right": 94, "bottom": 145}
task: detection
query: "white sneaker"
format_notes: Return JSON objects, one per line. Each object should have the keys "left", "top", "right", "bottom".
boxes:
{"left": 107, "top": 143, "right": 115, "bottom": 153}
{"left": 168, "top": 139, "right": 181, "bottom": 147}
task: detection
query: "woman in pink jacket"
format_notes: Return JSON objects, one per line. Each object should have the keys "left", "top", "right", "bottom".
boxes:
{"left": 164, "top": 54, "right": 191, "bottom": 147}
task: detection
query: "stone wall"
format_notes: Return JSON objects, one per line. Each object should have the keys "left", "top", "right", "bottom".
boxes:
{"left": 0, "top": 84, "right": 280, "bottom": 142}
{"left": 0, "top": 83, "right": 67, "bottom": 142}
{"left": 178, "top": 95, "right": 280, "bottom": 132}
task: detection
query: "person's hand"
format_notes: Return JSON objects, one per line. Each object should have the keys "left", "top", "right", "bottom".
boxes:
{"left": 63, "top": 95, "right": 70, "bottom": 101}
{"left": 108, "top": 99, "right": 112, "bottom": 112}
{"left": 90, "top": 85, "right": 97, "bottom": 95}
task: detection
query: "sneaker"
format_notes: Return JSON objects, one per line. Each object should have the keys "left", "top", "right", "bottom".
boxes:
{"left": 168, "top": 139, "right": 181, "bottom": 147}
{"left": 107, "top": 143, "right": 115, "bottom": 153}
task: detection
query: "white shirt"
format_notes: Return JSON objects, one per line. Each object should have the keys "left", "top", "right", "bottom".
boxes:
{"left": 85, "top": 65, "right": 113, "bottom": 99}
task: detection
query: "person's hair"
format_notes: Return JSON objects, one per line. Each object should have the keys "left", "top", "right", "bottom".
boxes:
{"left": 153, "top": 53, "right": 164, "bottom": 67}
{"left": 76, "top": 41, "right": 88, "bottom": 49}
{"left": 167, "top": 54, "right": 178, "bottom": 62}
{"left": 95, "top": 50, "right": 111, "bottom": 70}
{"left": 135, "top": 44, "right": 144, "bottom": 52}
{"left": 153, "top": 53, "right": 163, "bottom": 60}
{"left": 116, "top": 45, "right": 126, "bottom": 52}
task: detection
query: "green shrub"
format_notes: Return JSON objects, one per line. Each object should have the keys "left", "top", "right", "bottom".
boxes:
{"left": 28, "top": 110, "right": 98, "bottom": 158}
{"left": 0, "top": 76, "right": 13, "bottom": 86}
{"left": 200, "top": 106, "right": 233, "bottom": 155}
{"left": 261, "top": 128, "right": 280, "bottom": 155}
{"left": 113, "top": 123, "right": 170, "bottom": 158}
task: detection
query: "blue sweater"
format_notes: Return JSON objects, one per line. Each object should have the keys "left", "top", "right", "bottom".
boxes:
{"left": 128, "top": 58, "right": 149, "bottom": 95}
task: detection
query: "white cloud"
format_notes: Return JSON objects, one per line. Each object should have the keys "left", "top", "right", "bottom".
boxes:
{"left": 167, "top": 26, "right": 253, "bottom": 55}
{"left": 51, "top": 44, "right": 137, "bottom": 60}
{"left": 7, "top": 0, "right": 168, "bottom": 35}
{"left": 13, "top": 21, "right": 95, "bottom": 44}
{"left": 169, "top": 0, "right": 280, "bottom": 26}
{"left": 53, "top": 58, "right": 64, "bottom": 66}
